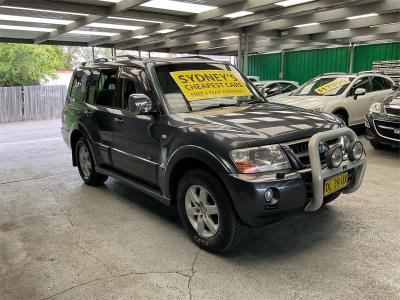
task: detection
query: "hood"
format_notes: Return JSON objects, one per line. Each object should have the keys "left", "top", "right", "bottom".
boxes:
{"left": 382, "top": 91, "right": 400, "bottom": 106}
{"left": 169, "top": 102, "right": 342, "bottom": 147}
{"left": 269, "top": 95, "right": 334, "bottom": 110}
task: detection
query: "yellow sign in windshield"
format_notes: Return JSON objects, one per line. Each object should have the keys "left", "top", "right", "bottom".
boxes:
{"left": 315, "top": 78, "right": 350, "bottom": 95}
{"left": 170, "top": 70, "right": 252, "bottom": 101}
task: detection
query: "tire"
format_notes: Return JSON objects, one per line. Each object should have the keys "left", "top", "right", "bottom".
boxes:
{"left": 75, "top": 137, "right": 108, "bottom": 186}
{"left": 176, "top": 169, "right": 245, "bottom": 253}
{"left": 334, "top": 113, "right": 347, "bottom": 126}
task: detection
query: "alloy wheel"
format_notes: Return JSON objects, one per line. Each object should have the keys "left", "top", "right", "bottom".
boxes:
{"left": 185, "top": 185, "right": 219, "bottom": 238}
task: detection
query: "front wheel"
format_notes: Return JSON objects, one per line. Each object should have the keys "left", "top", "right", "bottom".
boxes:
{"left": 177, "top": 169, "right": 245, "bottom": 253}
{"left": 76, "top": 137, "right": 108, "bottom": 186}
{"left": 334, "top": 113, "right": 347, "bottom": 126}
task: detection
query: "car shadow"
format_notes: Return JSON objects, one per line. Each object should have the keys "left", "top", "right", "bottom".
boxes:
{"left": 97, "top": 178, "right": 344, "bottom": 260}
{"left": 223, "top": 205, "right": 342, "bottom": 260}
{"left": 100, "top": 178, "right": 181, "bottom": 227}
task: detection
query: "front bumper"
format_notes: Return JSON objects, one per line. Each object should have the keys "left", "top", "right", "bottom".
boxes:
{"left": 222, "top": 127, "right": 367, "bottom": 227}
{"left": 365, "top": 114, "right": 400, "bottom": 147}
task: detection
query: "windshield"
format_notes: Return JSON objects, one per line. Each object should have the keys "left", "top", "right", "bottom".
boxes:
{"left": 293, "top": 76, "right": 355, "bottom": 96}
{"left": 155, "top": 63, "right": 264, "bottom": 113}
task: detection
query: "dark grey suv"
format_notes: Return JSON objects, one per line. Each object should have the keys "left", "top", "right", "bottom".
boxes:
{"left": 62, "top": 56, "right": 367, "bottom": 253}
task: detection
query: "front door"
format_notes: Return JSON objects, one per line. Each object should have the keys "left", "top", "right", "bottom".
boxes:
{"left": 111, "top": 67, "right": 161, "bottom": 186}
{"left": 347, "top": 76, "right": 374, "bottom": 125}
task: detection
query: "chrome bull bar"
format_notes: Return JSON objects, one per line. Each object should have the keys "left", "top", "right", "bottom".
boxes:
{"left": 305, "top": 127, "right": 367, "bottom": 212}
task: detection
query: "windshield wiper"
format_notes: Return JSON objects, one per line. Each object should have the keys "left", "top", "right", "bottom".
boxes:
{"left": 244, "top": 99, "right": 264, "bottom": 104}
{"left": 200, "top": 103, "right": 238, "bottom": 111}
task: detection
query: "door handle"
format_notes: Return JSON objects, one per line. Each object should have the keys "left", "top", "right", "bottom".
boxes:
{"left": 113, "top": 117, "right": 125, "bottom": 124}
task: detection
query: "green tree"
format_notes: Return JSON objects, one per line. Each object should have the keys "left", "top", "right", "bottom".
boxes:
{"left": 0, "top": 43, "right": 70, "bottom": 87}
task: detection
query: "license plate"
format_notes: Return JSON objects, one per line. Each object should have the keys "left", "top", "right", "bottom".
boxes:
{"left": 324, "top": 172, "right": 348, "bottom": 197}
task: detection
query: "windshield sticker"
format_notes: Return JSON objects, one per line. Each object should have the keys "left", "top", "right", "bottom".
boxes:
{"left": 314, "top": 78, "right": 350, "bottom": 95}
{"left": 170, "top": 70, "right": 252, "bottom": 101}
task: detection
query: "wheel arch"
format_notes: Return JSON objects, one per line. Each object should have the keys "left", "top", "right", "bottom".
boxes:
{"left": 332, "top": 107, "right": 349, "bottom": 125}
{"left": 163, "top": 146, "right": 234, "bottom": 206}
{"left": 70, "top": 124, "right": 95, "bottom": 166}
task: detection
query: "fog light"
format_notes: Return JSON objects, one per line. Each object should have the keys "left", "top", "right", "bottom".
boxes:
{"left": 326, "top": 146, "right": 343, "bottom": 168}
{"left": 265, "top": 189, "right": 274, "bottom": 202}
{"left": 348, "top": 141, "right": 363, "bottom": 161}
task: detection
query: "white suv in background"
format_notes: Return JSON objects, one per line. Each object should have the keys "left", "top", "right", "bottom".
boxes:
{"left": 269, "top": 72, "right": 395, "bottom": 126}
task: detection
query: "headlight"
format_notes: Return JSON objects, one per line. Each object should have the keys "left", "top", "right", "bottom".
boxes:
{"left": 326, "top": 146, "right": 343, "bottom": 168}
{"left": 347, "top": 141, "right": 364, "bottom": 161}
{"left": 230, "top": 145, "right": 290, "bottom": 173}
{"left": 369, "top": 102, "right": 382, "bottom": 114}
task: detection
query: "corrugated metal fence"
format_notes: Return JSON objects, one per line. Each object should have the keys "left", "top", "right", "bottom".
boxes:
{"left": 247, "top": 42, "right": 400, "bottom": 84}
{"left": 0, "top": 85, "right": 67, "bottom": 123}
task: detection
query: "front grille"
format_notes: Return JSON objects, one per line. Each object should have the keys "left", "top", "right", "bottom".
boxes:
{"left": 374, "top": 119, "right": 400, "bottom": 141}
{"left": 385, "top": 106, "right": 400, "bottom": 116}
{"left": 287, "top": 137, "right": 340, "bottom": 167}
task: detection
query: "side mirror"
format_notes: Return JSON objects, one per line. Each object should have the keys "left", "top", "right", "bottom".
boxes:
{"left": 260, "top": 87, "right": 270, "bottom": 97}
{"left": 392, "top": 83, "right": 400, "bottom": 91}
{"left": 353, "top": 88, "right": 366, "bottom": 100}
{"left": 128, "top": 94, "right": 152, "bottom": 114}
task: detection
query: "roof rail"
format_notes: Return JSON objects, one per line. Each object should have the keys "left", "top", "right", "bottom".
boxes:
{"left": 81, "top": 55, "right": 142, "bottom": 66}
{"left": 174, "top": 55, "right": 214, "bottom": 60}
{"left": 319, "top": 72, "right": 348, "bottom": 76}
{"left": 357, "top": 70, "right": 383, "bottom": 75}
{"left": 81, "top": 57, "right": 108, "bottom": 66}
{"left": 112, "top": 55, "right": 142, "bottom": 61}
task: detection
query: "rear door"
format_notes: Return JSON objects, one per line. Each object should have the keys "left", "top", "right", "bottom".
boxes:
{"left": 111, "top": 67, "right": 161, "bottom": 186}
{"left": 370, "top": 76, "right": 393, "bottom": 101}
{"left": 86, "top": 68, "right": 119, "bottom": 166}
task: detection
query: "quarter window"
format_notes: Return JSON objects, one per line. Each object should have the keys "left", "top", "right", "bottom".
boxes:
{"left": 70, "top": 70, "right": 90, "bottom": 102}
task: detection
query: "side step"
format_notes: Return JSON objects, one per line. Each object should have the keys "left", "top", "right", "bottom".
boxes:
{"left": 96, "top": 166, "right": 171, "bottom": 206}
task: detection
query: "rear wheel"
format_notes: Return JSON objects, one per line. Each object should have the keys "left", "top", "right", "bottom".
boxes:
{"left": 177, "top": 169, "right": 245, "bottom": 253}
{"left": 76, "top": 137, "right": 108, "bottom": 186}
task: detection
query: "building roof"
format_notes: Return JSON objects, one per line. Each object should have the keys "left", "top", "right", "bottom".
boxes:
{"left": 0, "top": 0, "right": 399, "bottom": 55}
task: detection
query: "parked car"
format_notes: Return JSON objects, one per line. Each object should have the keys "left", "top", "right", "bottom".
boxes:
{"left": 269, "top": 72, "right": 395, "bottom": 126}
{"left": 365, "top": 91, "right": 400, "bottom": 149}
{"left": 62, "top": 56, "right": 367, "bottom": 253}
{"left": 247, "top": 75, "right": 260, "bottom": 82}
{"left": 253, "top": 80, "right": 299, "bottom": 98}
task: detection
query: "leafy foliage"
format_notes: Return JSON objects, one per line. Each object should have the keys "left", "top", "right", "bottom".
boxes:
{"left": 0, "top": 43, "right": 70, "bottom": 87}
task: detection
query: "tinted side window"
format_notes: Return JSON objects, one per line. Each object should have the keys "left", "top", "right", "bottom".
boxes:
{"left": 266, "top": 83, "right": 279, "bottom": 96}
{"left": 87, "top": 70, "right": 99, "bottom": 104}
{"left": 349, "top": 77, "right": 371, "bottom": 95}
{"left": 70, "top": 70, "right": 90, "bottom": 102}
{"left": 371, "top": 76, "right": 392, "bottom": 91}
{"left": 119, "top": 67, "right": 151, "bottom": 110}
{"left": 280, "top": 83, "right": 297, "bottom": 93}
{"left": 94, "top": 70, "right": 118, "bottom": 107}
